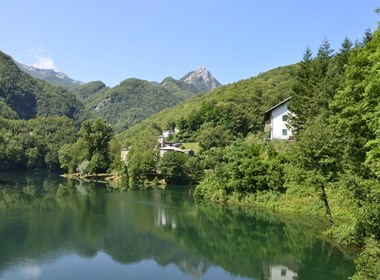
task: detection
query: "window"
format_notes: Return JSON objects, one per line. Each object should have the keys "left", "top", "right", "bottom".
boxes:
{"left": 282, "top": 114, "right": 288, "bottom": 122}
{"left": 282, "top": 129, "right": 288, "bottom": 136}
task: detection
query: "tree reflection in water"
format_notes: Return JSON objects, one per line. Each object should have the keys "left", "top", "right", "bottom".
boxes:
{"left": 0, "top": 172, "right": 355, "bottom": 280}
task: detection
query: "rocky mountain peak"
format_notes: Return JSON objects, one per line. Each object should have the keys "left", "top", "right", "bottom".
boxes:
{"left": 180, "top": 67, "right": 221, "bottom": 92}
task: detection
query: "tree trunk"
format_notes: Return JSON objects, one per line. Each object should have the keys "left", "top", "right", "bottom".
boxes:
{"left": 321, "top": 184, "right": 334, "bottom": 227}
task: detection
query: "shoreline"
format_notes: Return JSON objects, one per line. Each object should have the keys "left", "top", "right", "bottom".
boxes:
{"left": 61, "top": 172, "right": 120, "bottom": 183}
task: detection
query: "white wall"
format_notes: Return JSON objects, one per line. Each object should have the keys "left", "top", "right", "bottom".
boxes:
{"left": 270, "top": 102, "right": 292, "bottom": 140}
{"left": 269, "top": 265, "right": 297, "bottom": 280}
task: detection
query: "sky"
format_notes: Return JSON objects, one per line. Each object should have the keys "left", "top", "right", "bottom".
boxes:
{"left": 1, "top": 1, "right": 378, "bottom": 87}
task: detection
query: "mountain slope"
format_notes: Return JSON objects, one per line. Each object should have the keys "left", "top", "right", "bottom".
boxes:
{"left": 16, "top": 62, "right": 83, "bottom": 89}
{"left": 11, "top": 59, "right": 222, "bottom": 132}
{"left": 0, "top": 51, "right": 89, "bottom": 122}
{"left": 70, "top": 81, "right": 108, "bottom": 102}
{"left": 160, "top": 76, "right": 199, "bottom": 98}
{"left": 85, "top": 67, "right": 221, "bottom": 132}
{"left": 91, "top": 78, "right": 188, "bottom": 131}
{"left": 117, "top": 65, "right": 296, "bottom": 145}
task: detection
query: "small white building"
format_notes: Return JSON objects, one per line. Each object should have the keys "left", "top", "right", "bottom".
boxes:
{"left": 162, "top": 130, "right": 175, "bottom": 138}
{"left": 120, "top": 147, "right": 130, "bottom": 164}
{"left": 159, "top": 146, "right": 194, "bottom": 158}
{"left": 263, "top": 265, "right": 298, "bottom": 280}
{"left": 264, "top": 97, "right": 293, "bottom": 140}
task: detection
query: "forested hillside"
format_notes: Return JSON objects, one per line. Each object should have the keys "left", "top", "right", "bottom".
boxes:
{"left": 0, "top": 117, "right": 78, "bottom": 170}
{"left": 70, "top": 81, "right": 109, "bottom": 102}
{"left": 117, "top": 65, "right": 295, "bottom": 145}
{"left": 0, "top": 51, "right": 89, "bottom": 122}
{"left": 16, "top": 61, "right": 222, "bottom": 132}
{"left": 84, "top": 78, "right": 195, "bottom": 132}
{"left": 71, "top": 68, "right": 221, "bottom": 132}
{"left": 0, "top": 51, "right": 93, "bottom": 171}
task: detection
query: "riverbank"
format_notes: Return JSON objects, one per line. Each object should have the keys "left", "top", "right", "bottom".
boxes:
{"left": 193, "top": 181, "right": 380, "bottom": 280}
{"left": 61, "top": 172, "right": 119, "bottom": 183}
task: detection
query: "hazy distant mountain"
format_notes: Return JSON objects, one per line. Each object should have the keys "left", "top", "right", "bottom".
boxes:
{"left": 180, "top": 66, "right": 221, "bottom": 92}
{"left": 16, "top": 62, "right": 83, "bottom": 90}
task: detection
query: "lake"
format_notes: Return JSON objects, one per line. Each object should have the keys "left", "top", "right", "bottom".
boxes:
{"left": 0, "top": 172, "right": 355, "bottom": 280}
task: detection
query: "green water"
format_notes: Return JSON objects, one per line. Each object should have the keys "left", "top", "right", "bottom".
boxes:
{"left": 0, "top": 172, "right": 355, "bottom": 280}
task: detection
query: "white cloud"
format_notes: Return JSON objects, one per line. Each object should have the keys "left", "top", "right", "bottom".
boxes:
{"left": 20, "top": 263, "right": 42, "bottom": 279}
{"left": 28, "top": 49, "right": 57, "bottom": 70}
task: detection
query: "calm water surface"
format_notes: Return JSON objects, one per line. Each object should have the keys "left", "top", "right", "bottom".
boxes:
{"left": 0, "top": 172, "right": 355, "bottom": 280}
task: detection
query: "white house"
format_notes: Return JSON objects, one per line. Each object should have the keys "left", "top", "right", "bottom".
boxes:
{"left": 262, "top": 265, "right": 298, "bottom": 280}
{"left": 159, "top": 146, "right": 194, "bottom": 158}
{"left": 264, "top": 97, "right": 293, "bottom": 140}
{"left": 162, "top": 130, "right": 175, "bottom": 138}
{"left": 120, "top": 147, "right": 130, "bottom": 164}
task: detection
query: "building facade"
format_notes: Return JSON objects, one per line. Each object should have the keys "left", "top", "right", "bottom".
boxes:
{"left": 264, "top": 97, "right": 293, "bottom": 140}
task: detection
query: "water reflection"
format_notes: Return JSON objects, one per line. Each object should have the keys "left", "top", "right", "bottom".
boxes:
{"left": 0, "top": 172, "right": 355, "bottom": 280}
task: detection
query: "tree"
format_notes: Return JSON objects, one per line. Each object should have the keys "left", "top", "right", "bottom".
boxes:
{"left": 127, "top": 130, "right": 158, "bottom": 185}
{"left": 289, "top": 40, "right": 340, "bottom": 135}
{"left": 362, "top": 28, "right": 373, "bottom": 45}
{"left": 197, "top": 123, "right": 233, "bottom": 151}
{"left": 159, "top": 152, "right": 189, "bottom": 184}
{"left": 58, "top": 139, "right": 86, "bottom": 173}
{"left": 330, "top": 27, "right": 378, "bottom": 175}
{"left": 195, "top": 139, "right": 285, "bottom": 199}
{"left": 288, "top": 46, "right": 318, "bottom": 133}
{"left": 287, "top": 115, "right": 344, "bottom": 226}
{"left": 184, "top": 157, "right": 205, "bottom": 184}
{"left": 79, "top": 118, "right": 114, "bottom": 173}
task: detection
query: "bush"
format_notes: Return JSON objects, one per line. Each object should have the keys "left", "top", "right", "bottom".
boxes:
{"left": 353, "top": 238, "right": 380, "bottom": 280}
{"left": 159, "top": 152, "right": 188, "bottom": 184}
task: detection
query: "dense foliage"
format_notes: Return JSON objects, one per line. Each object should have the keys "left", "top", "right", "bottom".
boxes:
{"left": 123, "top": 129, "right": 204, "bottom": 187}
{"left": 190, "top": 24, "right": 380, "bottom": 280}
{"left": 70, "top": 81, "right": 108, "bottom": 102}
{"left": 194, "top": 138, "right": 285, "bottom": 202}
{"left": 58, "top": 118, "right": 115, "bottom": 174}
{"left": 0, "top": 51, "right": 89, "bottom": 122}
{"left": 0, "top": 117, "right": 78, "bottom": 170}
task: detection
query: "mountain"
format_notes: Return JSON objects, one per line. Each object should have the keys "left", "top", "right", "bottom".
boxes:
{"left": 117, "top": 65, "right": 296, "bottom": 145}
{"left": 77, "top": 67, "right": 221, "bottom": 132}
{"left": 8, "top": 59, "right": 222, "bottom": 132}
{"left": 16, "top": 62, "right": 83, "bottom": 90}
{"left": 160, "top": 76, "right": 199, "bottom": 98}
{"left": 0, "top": 51, "right": 89, "bottom": 122}
{"left": 180, "top": 66, "right": 221, "bottom": 92}
{"left": 88, "top": 78, "right": 188, "bottom": 132}
{"left": 70, "top": 81, "right": 108, "bottom": 102}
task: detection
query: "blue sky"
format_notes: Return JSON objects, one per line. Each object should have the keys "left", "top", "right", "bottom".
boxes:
{"left": 1, "top": 1, "right": 378, "bottom": 86}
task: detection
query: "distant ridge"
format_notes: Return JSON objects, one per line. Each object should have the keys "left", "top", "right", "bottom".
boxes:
{"left": 16, "top": 62, "right": 83, "bottom": 89}
{"left": 71, "top": 67, "right": 222, "bottom": 132}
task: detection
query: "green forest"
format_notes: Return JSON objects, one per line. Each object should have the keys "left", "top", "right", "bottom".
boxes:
{"left": 1, "top": 19, "right": 380, "bottom": 280}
